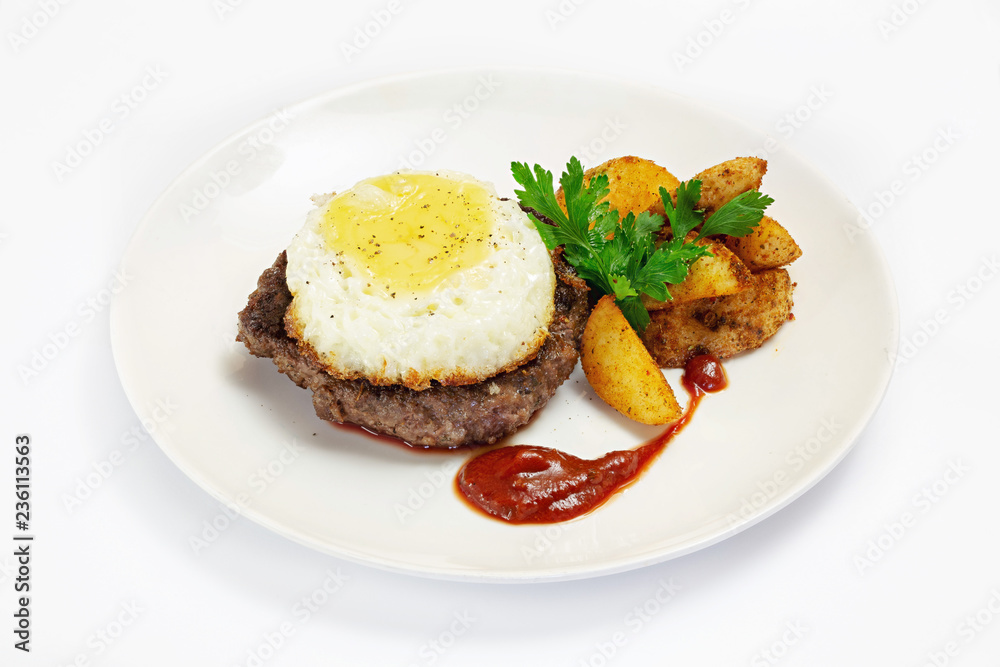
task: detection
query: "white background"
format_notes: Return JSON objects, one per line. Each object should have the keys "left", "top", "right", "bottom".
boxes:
{"left": 3, "top": 0, "right": 999, "bottom": 665}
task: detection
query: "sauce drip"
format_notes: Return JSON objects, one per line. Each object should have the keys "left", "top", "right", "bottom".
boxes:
{"left": 457, "top": 354, "right": 727, "bottom": 524}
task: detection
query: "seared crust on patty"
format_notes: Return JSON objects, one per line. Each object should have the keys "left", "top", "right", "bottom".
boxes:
{"left": 237, "top": 251, "right": 589, "bottom": 448}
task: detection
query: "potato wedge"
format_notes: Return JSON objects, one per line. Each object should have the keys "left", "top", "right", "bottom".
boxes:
{"left": 643, "top": 236, "right": 752, "bottom": 310}
{"left": 581, "top": 295, "right": 683, "bottom": 425}
{"left": 557, "top": 155, "right": 681, "bottom": 218}
{"left": 723, "top": 215, "right": 802, "bottom": 271}
{"left": 690, "top": 157, "right": 767, "bottom": 215}
{"left": 641, "top": 269, "right": 795, "bottom": 368}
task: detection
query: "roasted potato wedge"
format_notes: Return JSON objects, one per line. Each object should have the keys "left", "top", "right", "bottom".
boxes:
{"left": 643, "top": 235, "right": 752, "bottom": 310}
{"left": 691, "top": 157, "right": 767, "bottom": 215}
{"left": 550, "top": 154, "right": 797, "bottom": 379}
{"left": 581, "top": 295, "right": 683, "bottom": 425}
{"left": 557, "top": 155, "right": 681, "bottom": 218}
{"left": 641, "top": 269, "right": 795, "bottom": 368}
{"left": 723, "top": 215, "right": 802, "bottom": 271}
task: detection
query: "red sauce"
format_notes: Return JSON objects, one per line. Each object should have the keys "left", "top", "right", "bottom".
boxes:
{"left": 456, "top": 354, "right": 727, "bottom": 524}
{"left": 683, "top": 353, "right": 728, "bottom": 393}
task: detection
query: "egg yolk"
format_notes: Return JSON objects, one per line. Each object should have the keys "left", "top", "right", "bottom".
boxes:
{"left": 321, "top": 173, "right": 495, "bottom": 295}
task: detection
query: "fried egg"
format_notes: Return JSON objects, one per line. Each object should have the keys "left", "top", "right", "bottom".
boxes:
{"left": 284, "top": 169, "right": 556, "bottom": 390}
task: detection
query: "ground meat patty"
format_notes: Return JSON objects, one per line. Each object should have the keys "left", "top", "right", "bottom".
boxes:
{"left": 236, "top": 251, "right": 589, "bottom": 448}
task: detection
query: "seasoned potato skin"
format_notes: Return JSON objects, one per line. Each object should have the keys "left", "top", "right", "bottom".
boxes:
{"left": 723, "top": 215, "right": 802, "bottom": 271}
{"left": 558, "top": 156, "right": 681, "bottom": 219}
{"left": 644, "top": 235, "right": 752, "bottom": 309}
{"left": 553, "top": 154, "right": 798, "bottom": 376}
{"left": 581, "top": 295, "right": 683, "bottom": 424}
{"left": 641, "top": 269, "right": 795, "bottom": 368}
{"left": 691, "top": 157, "right": 767, "bottom": 215}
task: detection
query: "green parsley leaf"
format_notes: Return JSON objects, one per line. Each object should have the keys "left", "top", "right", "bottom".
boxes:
{"left": 699, "top": 189, "right": 774, "bottom": 239}
{"left": 659, "top": 183, "right": 703, "bottom": 240}
{"left": 510, "top": 162, "right": 569, "bottom": 230}
{"left": 610, "top": 274, "right": 638, "bottom": 300}
{"left": 617, "top": 295, "right": 651, "bottom": 334}
{"left": 511, "top": 157, "right": 771, "bottom": 333}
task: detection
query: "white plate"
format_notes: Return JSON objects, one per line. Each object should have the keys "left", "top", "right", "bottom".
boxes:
{"left": 110, "top": 68, "right": 898, "bottom": 582}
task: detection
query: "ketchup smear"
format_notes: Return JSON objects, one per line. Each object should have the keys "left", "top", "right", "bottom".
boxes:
{"left": 456, "top": 354, "right": 727, "bottom": 524}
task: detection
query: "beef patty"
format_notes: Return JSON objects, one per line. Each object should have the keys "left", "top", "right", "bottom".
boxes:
{"left": 236, "top": 251, "right": 589, "bottom": 448}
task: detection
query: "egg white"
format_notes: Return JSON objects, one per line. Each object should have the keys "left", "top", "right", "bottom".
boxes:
{"left": 284, "top": 170, "right": 556, "bottom": 390}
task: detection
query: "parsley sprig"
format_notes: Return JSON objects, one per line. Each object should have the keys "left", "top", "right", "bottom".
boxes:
{"left": 511, "top": 156, "right": 772, "bottom": 332}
